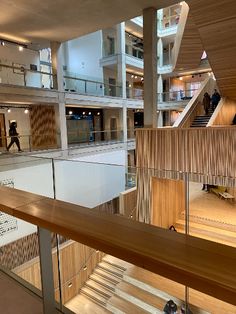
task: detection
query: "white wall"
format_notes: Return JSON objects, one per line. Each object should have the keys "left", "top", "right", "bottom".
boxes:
{"left": 63, "top": 31, "right": 104, "bottom": 95}
{"left": 0, "top": 45, "right": 41, "bottom": 87}
{"left": 0, "top": 160, "right": 54, "bottom": 246}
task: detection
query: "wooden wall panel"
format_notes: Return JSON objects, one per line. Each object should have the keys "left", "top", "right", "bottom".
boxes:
{"left": 136, "top": 127, "right": 236, "bottom": 222}
{"left": 152, "top": 178, "right": 185, "bottom": 228}
{"left": 172, "top": 2, "right": 203, "bottom": 71}
{"left": 119, "top": 187, "right": 137, "bottom": 218}
{"left": 212, "top": 98, "right": 236, "bottom": 125}
{"left": 13, "top": 241, "right": 104, "bottom": 304}
{"left": 30, "top": 105, "right": 57, "bottom": 149}
{"left": 189, "top": 0, "right": 236, "bottom": 100}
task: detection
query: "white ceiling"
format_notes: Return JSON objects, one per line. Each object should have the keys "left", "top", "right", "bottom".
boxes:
{"left": 0, "top": 0, "right": 178, "bottom": 48}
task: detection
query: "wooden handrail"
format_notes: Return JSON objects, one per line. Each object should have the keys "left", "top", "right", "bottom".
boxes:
{"left": 1, "top": 185, "right": 236, "bottom": 306}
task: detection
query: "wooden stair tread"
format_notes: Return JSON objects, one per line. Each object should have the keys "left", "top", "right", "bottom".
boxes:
{"left": 86, "top": 279, "right": 114, "bottom": 297}
{"left": 103, "top": 255, "right": 132, "bottom": 270}
{"left": 108, "top": 295, "right": 150, "bottom": 313}
{"left": 117, "top": 281, "right": 166, "bottom": 309}
{"left": 66, "top": 294, "right": 112, "bottom": 314}
{"left": 90, "top": 274, "right": 116, "bottom": 290}
{"left": 98, "top": 262, "right": 124, "bottom": 277}
{"left": 94, "top": 268, "right": 120, "bottom": 284}
{"left": 81, "top": 286, "right": 108, "bottom": 304}
{"left": 176, "top": 219, "right": 236, "bottom": 237}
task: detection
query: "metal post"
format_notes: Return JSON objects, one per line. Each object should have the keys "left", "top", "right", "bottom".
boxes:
{"left": 38, "top": 227, "right": 56, "bottom": 314}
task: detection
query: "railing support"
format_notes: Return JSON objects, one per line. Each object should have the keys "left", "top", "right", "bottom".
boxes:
{"left": 38, "top": 227, "right": 56, "bottom": 314}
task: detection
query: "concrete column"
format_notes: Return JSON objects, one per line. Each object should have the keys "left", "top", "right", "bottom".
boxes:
{"left": 55, "top": 94, "right": 68, "bottom": 151}
{"left": 157, "top": 111, "right": 163, "bottom": 127}
{"left": 50, "top": 41, "right": 64, "bottom": 91}
{"left": 38, "top": 227, "right": 57, "bottom": 314}
{"left": 157, "top": 9, "right": 164, "bottom": 30}
{"left": 158, "top": 38, "right": 163, "bottom": 67}
{"left": 122, "top": 105, "right": 128, "bottom": 143}
{"left": 116, "top": 23, "right": 127, "bottom": 98}
{"left": 158, "top": 74, "right": 163, "bottom": 103}
{"left": 143, "top": 7, "right": 157, "bottom": 128}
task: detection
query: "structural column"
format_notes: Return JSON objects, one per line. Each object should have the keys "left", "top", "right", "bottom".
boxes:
{"left": 51, "top": 42, "right": 68, "bottom": 151}
{"left": 50, "top": 41, "right": 64, "bottom": 91}
{"left": 158, "top": 74, "right": 163, "bottom": 103}
{"left": 116, "top": 23, "right": 127, "bottom": 99}
{"left": 143, "top": 8, "right": 158, "bottom": 128}
{"left": 122, "top": 104, "right": 128, "bottom": 143}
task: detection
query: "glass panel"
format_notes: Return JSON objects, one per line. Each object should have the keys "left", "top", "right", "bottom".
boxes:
{"left": 189, "top": 179, "right": 236, "bottom": 248}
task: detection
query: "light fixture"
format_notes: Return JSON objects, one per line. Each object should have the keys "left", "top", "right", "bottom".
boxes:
{"left": 24, "top": 109, "right": 29, "bottom": 114}
{"left": 19, "top": 46, "right": 24, "bottom": 52}
{"left": 7, "top": 108, "right": 11, "bottom": 113}
{"left": 88, "top": 112, "right": 91, "bottom": 115}
{"left": 129, "top": 84, "right": 132, "bottom": 87}
{"left": 208, "top": 72, "right": 211, "bottom": 76}
{"left": 97, "top": 112, "right": 100, "bottom": 115}
{"left": 141, "top": 77, "right": 144, "bottom": 81}
{"left": 1, "top": 41, "right": 5, "bottom": 46}
{"left": 82, "top": 111, "right": 85, "bottom": 115}
{"left": 131, "top": 75, "right": 134, "bottom": 78}
{"left": 179, "top": 77, "right": 183, "bottom": 81}
{"left": 135, "top": 76, "right": 138, "bottom": 79}
{"left": 69, "top": 110, "right": 73, "bottom": 115}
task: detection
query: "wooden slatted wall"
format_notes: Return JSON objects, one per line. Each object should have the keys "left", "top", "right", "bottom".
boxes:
{"left": 136, "top": 127, "right": 236, "bottom": 222}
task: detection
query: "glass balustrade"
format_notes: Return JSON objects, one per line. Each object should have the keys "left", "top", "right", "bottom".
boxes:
{"left": 0, "top": 154, "right": 235, "bottom": 313}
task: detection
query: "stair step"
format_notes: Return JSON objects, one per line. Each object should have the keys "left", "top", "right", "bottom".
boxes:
{"left": 90, "top": 273, "right": 116, "bottom": 291}
{"left": 102, "top": 255, "right": 132, "bottom": 270}
{"left": 102, "top": 258, "right": 127, "bottom": 272}
{"left": 175, "top": 219, "right": 236, "bottom": 247}
{"left": 94, "top": 268, "right": 121, "bottom": 284}
{"left": 108, "top": 295, "right": 150, "bottom": 314}
{"left": 98, "top": 261, "right": 124, "bottom": 278}
{"left": 116, "top": 281, "right": 165, "bottom": 313}
{"left": 81, "top": 286, "right": 109, "bottom": 306}
{"left": 85, "top": 279, "right": 114, "bottom": 298}
{"left": 65, "top": 294, "right": 112, "bottom": 314}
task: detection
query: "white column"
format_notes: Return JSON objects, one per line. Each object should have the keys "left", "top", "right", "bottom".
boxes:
{"left": 157, "top": 9, "right": 163, "bottom": 30}
{"left": 116, "top": 23, "right": 126, "bottom": 98}
{"left": 54, "top": 94, "right": 68, "bottom": 151}
{"left": 143, "top": 7, "right": 157, "bottom": 128}
{"left": 50, "top": 41, "right": 64, "bottom": 91}
{"left": 122, "top": 105, "right": 128, "bottom": 143}
{"left": 157, "top": 111, "right": 163, "bottom": 127}
{"left": 158, "top": 74, "right": 163, "bottom": 103}
{"left": 158, "top": 38, "right": 163, "bottom": 67}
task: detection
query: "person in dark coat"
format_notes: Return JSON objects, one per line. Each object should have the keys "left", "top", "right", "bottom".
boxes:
{"left": 7, "top": 122, "right": 22, "bottom": 152}
{"left": 202, "top": 92, "right": 211, "bottom": 115}
{"left": 163, "top": 299, "right": 178, "bottom": 314}
{"left": 211, "top": 89, "right": 221, "bottom": 111}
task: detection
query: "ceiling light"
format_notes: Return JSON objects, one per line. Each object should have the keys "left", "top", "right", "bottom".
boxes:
{"left": 129, "top": 84, "right": 132, "bottom": 87}
{"left": 1, "top": 41, "right": 5, "bottom": 46}
{"left": 97, "top": 112, "right": 100, "bottom": 115}
{"left": 82, "top": 111, "right": 85, "bottom": 115}
{"left": 88, "top": 112, "right": 91, "bottom": 115}
{"left": 69, "top": 110, "right": 73, "bottom": 115}
{"left": 7, "top": 108, "right": 11, "bottom": 113}
{"left": 19, "top": 46, "right": 24, "bottom": 51}
{"left": 141, "top": 77, "right": 144, "bottom": 81}
{"left": 24, "top": 109, "right": 29, "bottom": 114}
{"left": 179, "top": 77, "right": 183, "bottom": 81}
{"left": 135, "top": 76, "right": 138, "bottom": 79}
{"left": 131, "top": 75, "right": 134, "bottom": 78}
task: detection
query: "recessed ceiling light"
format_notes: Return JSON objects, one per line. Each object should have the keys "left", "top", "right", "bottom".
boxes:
{"left": 69, "top": 110, "right": 73, "bottom": 115}
{"left": 7, "top": 108, "right": 11, "bottom": 113}
{"left": 19, "top": 46, "right": 24, "bottom": 51}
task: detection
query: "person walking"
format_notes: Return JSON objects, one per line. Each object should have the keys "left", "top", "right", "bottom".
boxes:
{"left": 7, "top": 122, "right": 22, "bottom": 152}
{"left": 211, "top": 89, "right": 221, "bottom": 111}
{"left": 202, "top": 92, "right": 211, "bottom": 115}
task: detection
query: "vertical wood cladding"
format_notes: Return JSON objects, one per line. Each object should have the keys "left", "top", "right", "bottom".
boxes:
{"left": 30, "top": 105, "right": 57, "bottom": 149}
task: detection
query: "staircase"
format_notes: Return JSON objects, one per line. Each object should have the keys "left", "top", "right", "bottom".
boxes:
{"left": 175, "top": 216, "right": 236, "bottom": 248}
{"left": 190, "top": 109, "right": 214, "bottom": 127}
{"left": 66, "top": 256, "right": 210, "bottom": 314}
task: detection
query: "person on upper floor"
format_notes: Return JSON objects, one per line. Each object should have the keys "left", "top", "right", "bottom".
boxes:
{"left": 202, "top": 92, "right": 211, "bottom": 115}
{"left": 211, "top": 89, "right": 221, "bottom": 111}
